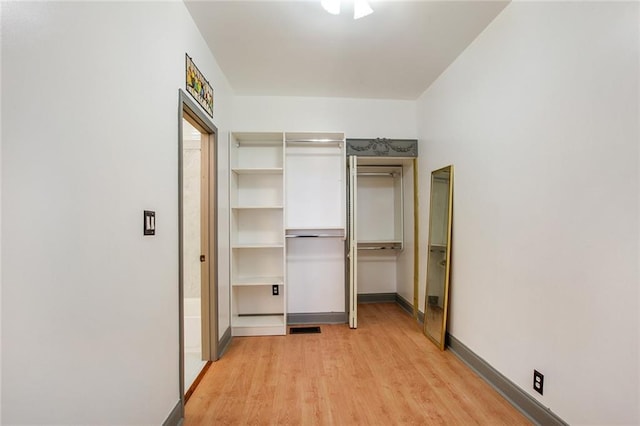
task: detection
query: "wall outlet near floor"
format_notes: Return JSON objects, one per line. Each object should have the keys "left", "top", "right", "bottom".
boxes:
{"left": 533, "top": 370, "right": 544, "bottom": 395}
{"left": 272, "top": 285, "right": 279, "bottom": 296}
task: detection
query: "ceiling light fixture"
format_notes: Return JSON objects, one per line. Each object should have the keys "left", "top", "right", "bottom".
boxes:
{"left": 353, "top": 0, "right": 373, "bottom": 19}
{"left": 321, "top": 0, "right": 341, "bottom": 15}
{"left": 321, "top": 0, "right": 373, "bottom": 20}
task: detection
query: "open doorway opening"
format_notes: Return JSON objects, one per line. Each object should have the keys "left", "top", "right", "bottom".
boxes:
{"left": 182, "top": 116, "right": 209, "bottom": 395}
{"left": 179, "top": 90, "right": 218, "bottom": 407}
{"left": 347, "top": 156, "right": 419, "bottom": 328}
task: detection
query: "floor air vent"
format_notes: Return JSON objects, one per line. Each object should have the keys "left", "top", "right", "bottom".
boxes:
{"left": 289, "top": 326, "right": 321, "bottom": 334}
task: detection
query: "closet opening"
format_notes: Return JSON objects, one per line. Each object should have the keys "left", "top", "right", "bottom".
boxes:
{"left": 347, "top": 150, "right": 419, "bottom": 328}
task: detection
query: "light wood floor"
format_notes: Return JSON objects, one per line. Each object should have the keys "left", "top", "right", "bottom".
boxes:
{"left": 185, "top": 303, "right": 530, "bottom": 425}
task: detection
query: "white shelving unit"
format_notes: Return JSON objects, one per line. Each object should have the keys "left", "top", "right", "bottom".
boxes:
{"left": 284, "top": 132, "right": 347, "bottom": 317}
{"left": 230, "top": 132, "right": 286, "bottom": 336}
{"left": 230, "top": 131, "right": 347, "bottom": 335}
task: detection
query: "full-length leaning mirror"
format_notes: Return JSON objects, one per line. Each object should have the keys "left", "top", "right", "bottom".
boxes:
{"left": 424, "top": 165, "right": 453, "bottom": 350}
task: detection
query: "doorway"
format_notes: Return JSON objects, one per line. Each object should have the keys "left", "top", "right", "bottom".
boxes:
{"left": 182, "top": 116, "right": 210, "bottom": 396}
{"left": 347, "top": 156, "right": 419, "bottom": 328}
{"left": 179, "top": 91, "right": 218, "bottom": 407}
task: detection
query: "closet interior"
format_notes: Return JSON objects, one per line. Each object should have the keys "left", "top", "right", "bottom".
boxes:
{"left": 347, "top": 153, "right": 417, "bottom": 328}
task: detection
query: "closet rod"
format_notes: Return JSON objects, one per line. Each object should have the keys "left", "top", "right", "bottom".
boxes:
{"left": 358, "top": 172, "right": 397, "bottom": 177}
{"left": 286, "top": 234, "right": 343, "bottom": 238}
{"left": 358, "top": 246, "right": 399, "bottom": 250}
{"left": 286, "top": 139, "right": 344, "bottom": 144}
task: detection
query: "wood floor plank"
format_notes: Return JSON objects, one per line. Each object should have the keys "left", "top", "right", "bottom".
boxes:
{"left": 185, "top": 303, "right": 530, "bottom": 425}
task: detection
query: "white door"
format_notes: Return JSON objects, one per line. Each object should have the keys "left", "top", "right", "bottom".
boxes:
{"left": 348, "top": 155, "right": 358, "bottom": 328}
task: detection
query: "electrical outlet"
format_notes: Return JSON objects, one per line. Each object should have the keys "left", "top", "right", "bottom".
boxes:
{"left": 272, "top": 285, "right": 279, "bottom": 296}
{"left": 533, "top": 370, "right": 544, "bottom": 395}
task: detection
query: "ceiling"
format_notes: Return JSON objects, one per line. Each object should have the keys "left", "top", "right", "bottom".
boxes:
{"left": 185, "top": 1, "right": 509, "bottom": 100}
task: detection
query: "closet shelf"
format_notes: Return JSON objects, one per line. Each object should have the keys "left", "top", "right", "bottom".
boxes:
{"left": 286, "top": 228, "right": 345, "bottom": 238}
{"left": 285, "top": 135, "right": 344, "bottom": 147}
{"left": 232, "top": 315, "right": 286, "bottom": 337}
{"left": 358, "top": 241, "right": 402, "bottom": 250}
{"left": 232, "top": 276, "right": 284, "bottom": 286}
{"left": 232, "top": 243, "right": 284, "bottom": 249}
{"left": 232, "top": 167, "right": 283, "bottom": 175}
{"left": 286, "top": 226, "right": 344, "bottom": 231}
{"left": 233, "top": 315, "right": 284, "bottom": 326}
{"left": 232, "top": 205, "right": 283, "bottom": 210}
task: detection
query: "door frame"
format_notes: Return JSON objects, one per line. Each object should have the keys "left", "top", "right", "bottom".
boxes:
{"left": 348, "top": 155, "right": 358, "bottom": 328}
{"left": 178, "top": 89, "right": 218, "bottom": 413}
{"left": 346, "top": 155, "right": 420, "bottom": 327}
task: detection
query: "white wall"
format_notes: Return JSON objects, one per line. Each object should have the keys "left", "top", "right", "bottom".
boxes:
{"left": 233, "top": 96, "right": 417, "bottom": 138}
{"left": 1, "top": 1, "right": 233, "bottom": 424}
{"left": 357, "top": 253, "right": 397, "bottom": 293}
{"left": 416, "top": 2, "right": 639, "bottom": 424}
{"left": 0, "top": 13, "right": 3, "bottom": 418}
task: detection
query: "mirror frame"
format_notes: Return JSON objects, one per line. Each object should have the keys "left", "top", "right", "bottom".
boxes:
{"left": 423, "top": 165, "right": 453, "bottom": 350}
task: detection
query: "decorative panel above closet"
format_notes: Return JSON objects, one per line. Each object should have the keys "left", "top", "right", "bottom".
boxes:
{"left": 346, "top": 138, "right": 418, "bottom": 157}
